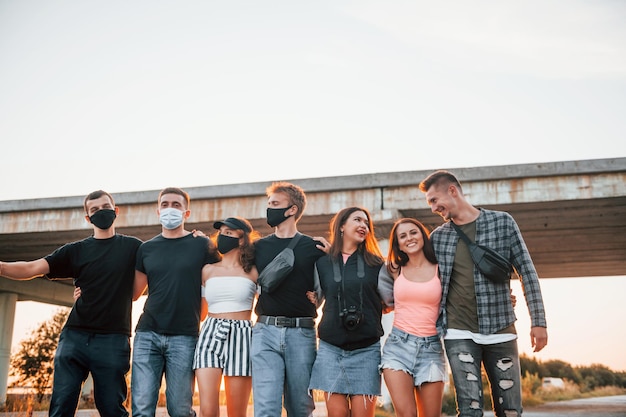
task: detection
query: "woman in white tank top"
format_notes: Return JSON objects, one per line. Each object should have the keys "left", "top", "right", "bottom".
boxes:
{"left": 192, "top": 217, "right": 259, "bottom": 417}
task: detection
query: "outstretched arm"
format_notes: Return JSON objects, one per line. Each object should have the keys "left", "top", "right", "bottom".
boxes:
{"left": 0, "top": 259, "right": 50, "bottom": 280}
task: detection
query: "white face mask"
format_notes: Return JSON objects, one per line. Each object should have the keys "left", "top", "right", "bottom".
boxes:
{"left": 159, "top": 207, "right": 184, "bottom": 230}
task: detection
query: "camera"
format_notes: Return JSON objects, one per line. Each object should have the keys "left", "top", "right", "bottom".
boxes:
{"left": 340, "top": 306, "right": 363, "bottom": 331}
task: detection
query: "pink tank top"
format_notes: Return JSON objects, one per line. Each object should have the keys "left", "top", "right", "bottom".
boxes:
{"left": 393, "top": 267, "right": 441, "bottom": 337}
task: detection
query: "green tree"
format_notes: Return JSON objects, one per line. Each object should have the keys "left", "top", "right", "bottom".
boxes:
{"left": 582, "top": 364, "right": 616, "bottom": 388}
{"left": 615, "top": 371, "right": 626, "bottom": 388}
{"left": 543, "top": 359, "right": 581, "bottom": 384}
{"left": 9, "top": 308, "right": 70, "bottom": 403}
{"left": 520, "top": 353, "right": 545, "bottom": 377}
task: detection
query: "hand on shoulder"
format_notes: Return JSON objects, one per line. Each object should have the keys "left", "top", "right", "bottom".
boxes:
{"left": 313, "top": 236, "right": 330, "bottom": 253}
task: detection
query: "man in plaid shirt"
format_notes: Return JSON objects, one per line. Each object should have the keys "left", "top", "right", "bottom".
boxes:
{"left": 419, "top": 170, "right": 548, "bottom": 417}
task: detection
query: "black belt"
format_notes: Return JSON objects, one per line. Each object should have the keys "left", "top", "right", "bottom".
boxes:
{"left": 257, "top": 315, "right": 315, "bottom": 328}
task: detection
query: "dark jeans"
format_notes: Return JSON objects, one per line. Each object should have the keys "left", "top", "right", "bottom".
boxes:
{"left": 444, "top": 338, "right": 522, "bottom": 417}
{"left": 50, "top": 328, "right": 131, "bottom": 417}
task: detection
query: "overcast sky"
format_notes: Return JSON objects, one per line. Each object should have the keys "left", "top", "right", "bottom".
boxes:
{"left": 1, "top": 0, "right": 624, "bottom": 201}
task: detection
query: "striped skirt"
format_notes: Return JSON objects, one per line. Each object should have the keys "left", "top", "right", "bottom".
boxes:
{"left": 193, "top": 317, "right": 253, "bottom": 376}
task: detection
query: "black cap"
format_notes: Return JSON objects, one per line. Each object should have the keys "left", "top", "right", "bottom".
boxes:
{"left": 213, "top": 217, "right": 252, "bottom": 233}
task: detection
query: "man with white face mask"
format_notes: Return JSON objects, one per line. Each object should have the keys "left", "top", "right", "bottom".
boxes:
{"left": 131, "top": 187, "right": 219, "bottom": 417}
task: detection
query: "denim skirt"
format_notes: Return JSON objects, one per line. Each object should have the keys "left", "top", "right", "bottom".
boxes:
{"left": 309, "top": 339, "right": 381, "bottom": 396}
{"left": 380, "top": 327, "right": 448, "bottom": 386}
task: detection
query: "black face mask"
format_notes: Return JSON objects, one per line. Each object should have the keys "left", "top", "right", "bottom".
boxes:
{"left": 89, "top": 209, "right": 117, "bottom": 230}
{"left": 266, "top": 207, "right": 292, "bottom": 228}
{"left": 217, "top": 234, "right": 240, "bottom": 254}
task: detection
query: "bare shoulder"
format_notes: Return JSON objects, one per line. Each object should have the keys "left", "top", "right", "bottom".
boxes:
{"left": 201, "top": 262, "right": 219, "bottom": 279}
{"left": 247, "top": 265, "right": 259, "bottom": 283}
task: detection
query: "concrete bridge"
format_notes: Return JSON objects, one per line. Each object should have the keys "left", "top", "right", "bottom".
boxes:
{"left": 1, "top": 157, "right": 625, "bottom": 403}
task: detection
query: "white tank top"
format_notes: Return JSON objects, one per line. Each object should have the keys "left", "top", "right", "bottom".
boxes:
{"left": 203, "top": 276, "right": 257, "bottom": 314}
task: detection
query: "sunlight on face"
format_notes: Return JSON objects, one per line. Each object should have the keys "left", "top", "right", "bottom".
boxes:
{"left": 342, "top": 211, "right": 370, "bottom": 244}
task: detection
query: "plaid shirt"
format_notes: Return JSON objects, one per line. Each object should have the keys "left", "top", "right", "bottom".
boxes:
{"left": 431, "top": 208, "right": 547, "bottom": 335}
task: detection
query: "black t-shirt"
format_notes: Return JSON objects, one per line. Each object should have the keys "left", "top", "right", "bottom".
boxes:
{"left": 254, "top": 233, "right": 324, "bottom": 318}
{"left": 135, "top": 233, "right": 217, "bottom": 336}
{"left": 315, "top": 253, "right": 384, "bottom": 350}
{"left": 45, "top": 234, "right": 142, "bottom": 335}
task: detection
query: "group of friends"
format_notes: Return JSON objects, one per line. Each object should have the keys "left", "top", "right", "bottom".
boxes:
{"left": 0, "top": 170, "right": 548, "bottom": 417}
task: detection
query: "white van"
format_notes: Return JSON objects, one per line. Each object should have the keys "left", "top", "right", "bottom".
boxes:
{"left": 542, "top": 377, "right": 565, "bottom": 389}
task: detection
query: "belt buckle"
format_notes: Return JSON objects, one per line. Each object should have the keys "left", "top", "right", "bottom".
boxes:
{"left": 275, "top": 317, "right": 292, "bottom": 327}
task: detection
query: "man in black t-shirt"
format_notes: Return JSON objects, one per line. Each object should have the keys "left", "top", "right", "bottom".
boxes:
{"left": 1, "top": 190, "right": 142, "bottom": 417}
{"left": 251, "top": 181, "right": 328, "bottom": 417}
{"left": 131, "top": 187, "right": 219, "bottom": 417}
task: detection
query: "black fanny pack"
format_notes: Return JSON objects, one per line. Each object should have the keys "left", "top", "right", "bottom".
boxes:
{"left": 451, "top": 221, "right": 513, "bottom": 283}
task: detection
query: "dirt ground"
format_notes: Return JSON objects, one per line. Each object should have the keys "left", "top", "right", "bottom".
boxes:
{"left": 443, "top": 395, "right": 626, "bottom": 417}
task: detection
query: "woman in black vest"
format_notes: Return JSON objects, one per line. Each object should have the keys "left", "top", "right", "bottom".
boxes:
{"left": 308, "top": 206, "right": 385, "bottom": 417}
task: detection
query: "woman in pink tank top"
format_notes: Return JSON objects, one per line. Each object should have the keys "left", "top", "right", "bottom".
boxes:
{"left": 380, "top": 218, "right": 447, "bottom": 417}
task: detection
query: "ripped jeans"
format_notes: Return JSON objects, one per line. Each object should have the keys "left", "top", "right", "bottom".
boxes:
{"left": 444, "top": 339, "right": 522, "bottom": 417}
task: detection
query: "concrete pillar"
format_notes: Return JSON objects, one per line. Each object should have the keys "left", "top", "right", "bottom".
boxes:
{"left": 0, "top": 292, "right": 18, "bottom": 407}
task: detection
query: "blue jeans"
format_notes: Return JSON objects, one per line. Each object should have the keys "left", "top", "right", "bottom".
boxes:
{"left": 444, "top": 338, "right": 522, "bottom": 417}
{"left": 131, "top": 331, "right": 197, "bottom": 417}
{"left": 251, "top": 323, "right": 317, "bottom": 417}
{"left": 50, "top": 328, "right": 130, "bottom": 417}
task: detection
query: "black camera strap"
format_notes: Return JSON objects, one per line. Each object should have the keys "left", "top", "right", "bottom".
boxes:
{"left": 332, "top": 253, "right": 365, "bottom": 316}
{"left": 332, "top": 252, "right": 365, "bottom": 281}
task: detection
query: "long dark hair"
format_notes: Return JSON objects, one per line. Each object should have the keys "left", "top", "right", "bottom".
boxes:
{"left": 387, "top": 218, "right": 437, "bottom": 276}
{"left": 236, "top": 218, "right": 260, "bottom": 273}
